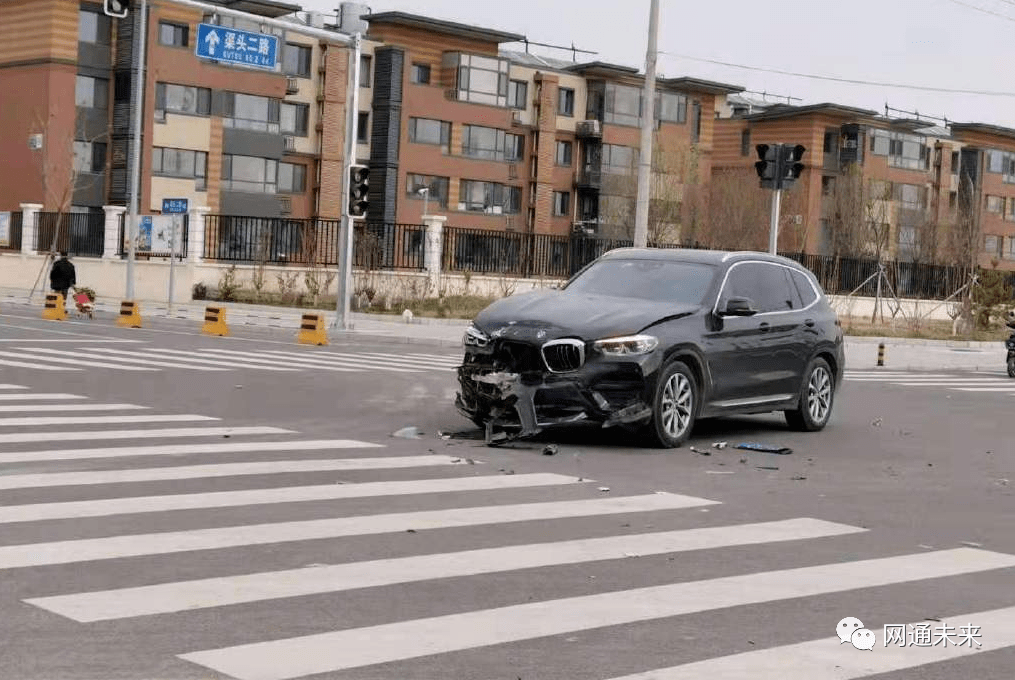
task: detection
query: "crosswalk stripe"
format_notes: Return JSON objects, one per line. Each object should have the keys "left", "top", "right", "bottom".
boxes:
{"left": 197, "top": 348, "right": 424, "bottom": 373}
{"left": 0, "top": 456, "right": 467, "bottom": 490}
{"left": 0, "top": 393, "right": 87, "bottom": 401}
{"left": 25, "top": 518, "right": 866, "bottom": 623}
{"left": 0, "top": 438, "right": 381, "bottom": 464}
{"left": 0, "top": 384, "right": 28, "bottom": 389}
{"left": 145, "top": 348, "right": 322, "bottom": 370}
{"left": 225, "top": 350, "right": 431, "bottom": 372}
{"left": 0, "top": 358, "right": 81, "bottom": 371}
{"left": 85, "top": 348, "right": 302, "bottom": 371}
{"left": 190, "top": 349, "right": 364, "bottom": 373}
{"left": 15, "top": 347, "right": 233, "bottom": 372}
{"left": 0, "top": 426, "right": 291, "bottom": 445}
{"left": 0, "top": 338, "right": 142, "bottom": 343}
{"left": 0, "top": 492, "right": 714, "bottom": 570}
{"left": 0, "top": 403, "right": 148, "bottom": 414}
{"left": 600, "top": 606, "right": 1015, "bottom": 679}
{"left": 890, "top": 381, "right": 1013, "bottom": 387}
{"left": 0, "top": 473, "right": 587, "bottom": 524}
{"left": 175, "top": 548, "right": 1015, "bottom": 680}
{"left": 952, "top": 387, "right": 1015, "bottom": 392}
{"left": 0, "top": 414, "right": 217, "bottom": 428}
{"left": 255, "top": 350, "right": 459, "bottom": 370}
{"left": 0, "top": 350, "right": 157, "bottom": 371}
{"left": 846, "top": 378, "right": 1009, "bottom": 383}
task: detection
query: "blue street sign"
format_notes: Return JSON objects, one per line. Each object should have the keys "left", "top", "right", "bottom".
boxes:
{"left": 139, "top": 216, "right": 153, "bottom": 251}
{"left": 195, "top": 23, "right": 278, "bottom": 71}
{"left": 162, "top": 198, "right": 189, "bottom": 214}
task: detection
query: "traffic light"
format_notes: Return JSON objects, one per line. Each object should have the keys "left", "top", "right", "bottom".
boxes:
{"left": 781, "top": 144, "right": 806, "bottom": 185}
{"left": 103, "top": 0, "right": 130, "bottom": 18}
{"left": 348, "top": 164, "right": 369, "bottom": 218}
{"left": 755, "top": 144, "right": 779, "bottom": 189}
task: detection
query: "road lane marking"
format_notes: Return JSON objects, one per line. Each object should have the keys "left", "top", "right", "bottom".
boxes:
{"left": 0, "top": 338, "right": 143, "bottom": 343}
{"left": 0, "top": 415, "right": 217, "bottom": 427}
{"left": 254, "top": 349, "right": 459, "bottom": 370}
{"left": 197, "top": 348, "right": 425, "bottom": 373}
{"left": 140, "top": 347, "right": 327, "bottom": 370}
{"left": 0, "top": 492, "right": 715, "bottom": 569}
{"left": 600, "top": 605, "right": 1015, "bottom": 679}
{"left": 0, "top": 426, "right": 291, "bottom": 445}
{"left": 0, "top": 393, "right": 86, "bottom": 401}
{"left": 14, "top": 347, "right": 233, "bottom": 372}
{"left": 26, "top": 518, "right": 866, "bottom": 622}
{"left": 170, "top": 348, "right": 361, "bottom": 372}
{"left": 0, "top": 403, "right": 148, "bottom": 414}
{"left": 175, "top": 548, "right": 1015, "bottom": 680}
{"left": 0, "top": 350, "right": 157, "bottom": 371}
{"left": 0, "top": 439, "right": 381, "bottom": 464}
{"left": 0, "top": 359, "right": 81, "bottom": 371}
{"left": 85, "top": 348, "right": 301, "bottom": 371}
{"left": 0, "top": 385, "right": 29, "bottom": 389}
{"left": 0, "top": 456, "right": 466, "bottom": 489}
{"left": 0, "top": 473, "right": 588, "bottom": 524}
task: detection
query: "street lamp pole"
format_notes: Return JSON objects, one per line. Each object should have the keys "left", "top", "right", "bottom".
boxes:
{"left": 124, "top": 0, "right": 148, "bottom": 300}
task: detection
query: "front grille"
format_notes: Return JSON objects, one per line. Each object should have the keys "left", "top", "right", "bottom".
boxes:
{"left": 492, "top": 340, "right": 544, "bottom": 373}
{"left": 541, "top": 339, "right": 585, "bottom": 373}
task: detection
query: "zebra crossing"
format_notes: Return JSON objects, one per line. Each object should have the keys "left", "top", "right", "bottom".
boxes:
{"left": 845, "top": 369, "right": 1015, "bottom": 395}
{"left": 1, "top": 384, "right": 1013, "bottom": 679}
{"left": 0, "top": 343, "right": 462, "bottom": 374}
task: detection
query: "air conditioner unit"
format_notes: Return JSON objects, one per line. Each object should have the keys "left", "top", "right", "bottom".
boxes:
{"left": 278, "top": 195, "right": 292, "bottom": 214}
{"left": 286, "top": 77, "right": 300, "bottom": 95}
{"left": 511, "top": 110, "right": 522, "bottom": 126}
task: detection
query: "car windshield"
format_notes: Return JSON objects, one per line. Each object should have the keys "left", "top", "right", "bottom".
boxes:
{"left": 563, "top": 258, "right": 717, "bottom": 304}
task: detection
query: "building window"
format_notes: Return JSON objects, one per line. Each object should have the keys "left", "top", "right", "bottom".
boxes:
{"left": 406, "top": 174, "right": 449, "bottom": 208}
{"left": 741, "top": 129, "right": 751, "bottom": 156}
{"left": 556, "top": 141, "right": 573, "bottom": 166}
{"left": 896, "top": 183, "right": 927, "bottom": 211}
{"left": 553, "top": 191, "right": 570, "bottom": 216}
{"left": 408, "top": 117, "right": 451, "bottom": 152}
{"left": 78, "top": 9, "right": 110, "bottom": 44}
{"left": 73, "top": 141, "right": 106, "bottom": 174}
{"left": 159, "top": 22, "right": 189, "bottom": 48}
{"left": 558, "top": 87, "right": 575, "bottom": 117}
{"left": 985, "top": 234, "right": 1001, "bottom": 255}
{"left": 869, "top": 129, "right": 928, "bottom": 169}
{"left": 443, "top": 52, "right": 509, "bottom": 107}
{"left": 656, "top": 91, "right": 686, "bottom": 124}
{"left": 986, "top": 149, "right": 1015, "bottom": 183}
{"left": 75, "top": 75, "right": 108, "bottom": 109}
{"left": 508, "top": 80, "right": 528, "bottom": 109}
{"left": 221, "top": 154, "right": 277, "bottom": 194}
{"left": 357, "top": 111, "right": 369, "bottom": 143}
{"left": 283, "top": 43, "right": 312, "bottom": 78}
{"left": 410, "top": 63, "right": 431, "bottom": 84}
{"left": 605, "top": 83, "right": 640, "bottom": 126}
{"left": 152, "top": 147, "right": 208, "bottom": 190}
{"left": 459, "top": 180, "right": 521, "bottom": 214}
{"left": 987, "top": 195, "right": 1004, "bottom": 213}
{"left": 602, "top": 144, "right": 638, "bottom": 175}
{"left": 280, "top": 102, "right": 309, "bottom": 136}
{"left": 461, "top": 125, "right": 523, "bottom": 161}
{"left": 359, "top": 54, "right": 372, "bottom": 87}
{"left": 223, "top": 92, "right": 281, "bottom": 133}
{"left": 278, "top": 162, "right": 306, "bottom": 193}
{"left": 155, "top": 83, "right": 211, "bottom": 119}
{"left": 951, "top": 151, "right": 960, "bottom": 175}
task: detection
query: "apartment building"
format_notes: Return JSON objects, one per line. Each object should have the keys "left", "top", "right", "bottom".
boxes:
{"left": 714, "top": 105, "right": 1015, "bottom": 270}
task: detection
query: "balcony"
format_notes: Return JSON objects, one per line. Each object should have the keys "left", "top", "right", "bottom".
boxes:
{"left": 577, "top": 166, "right": 602, "bottom": 190}
{"left": 286, "top": 77, "right": 300, "bottom": 95}
{"left": 283, "top": 136, "right": 296, "bottom": 153}
{"left": 576, "top": 120, "right": 602, "bottom": 138}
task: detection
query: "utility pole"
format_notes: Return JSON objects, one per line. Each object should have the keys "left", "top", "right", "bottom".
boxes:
{"left": 333, "top": 32, "right": 362, "bottom": 331}
{"left": 124, "top": 0, "right": 148, "bottom": 300}
{"left": 632, "top": 0, "right": 659, "bottom": 248}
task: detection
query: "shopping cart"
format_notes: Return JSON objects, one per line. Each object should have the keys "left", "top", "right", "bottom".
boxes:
{"left": 73, "top": 291, "right": 94, "bottom": 319}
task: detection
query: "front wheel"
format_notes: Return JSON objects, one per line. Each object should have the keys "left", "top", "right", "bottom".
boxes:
{"left": 643, "top": 360, "right": 698, "bottom": 448}
{"left": 785, "top": 357, "right": 834, "bottom": 431}
{"left": 1007, "top": 355, "right": 1015, "bottom": 378}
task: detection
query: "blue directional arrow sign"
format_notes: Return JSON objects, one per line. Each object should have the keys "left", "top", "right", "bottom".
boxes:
{"left": 195, "top": 23, "right": 278, "bottom": 71}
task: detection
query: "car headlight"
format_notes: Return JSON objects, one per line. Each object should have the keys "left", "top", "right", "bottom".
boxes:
{"left": 463, "top": 323, "right": 490, "bottom": 348}
{"left": 593, "top": 334, "right": 658, "bottom": 355}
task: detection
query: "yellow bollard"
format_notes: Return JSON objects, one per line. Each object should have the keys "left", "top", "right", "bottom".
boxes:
{"left": 116, "top": 300, "right": 142, "bottom": 328}
{"left": 297, "top": 312, "right": 328, "bottom": 346}
{"left": 202, "top": 305, "right": 230, "bottom": 336}
{"left": 877, "top": 342, "right": 885, "bottom": 367}
{"left": 42, "top": 293, "right": 67, "bottom": 321}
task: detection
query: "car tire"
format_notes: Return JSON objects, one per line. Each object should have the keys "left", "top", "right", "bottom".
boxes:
{"left": 785, "top": 356, "right": 835, "bottom": 431}
{"left": 1008, "top": 356, "right": 1015, "bottom": 378}
{"left": 644, "top": 360, "right": 698, "bottom": 448}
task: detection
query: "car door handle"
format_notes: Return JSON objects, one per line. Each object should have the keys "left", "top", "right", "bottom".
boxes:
{"left": 759, "top": 322, "right": 770, "bottom": 332}
{"left": 805, "top": 318, "right": 815, "bottom": 327}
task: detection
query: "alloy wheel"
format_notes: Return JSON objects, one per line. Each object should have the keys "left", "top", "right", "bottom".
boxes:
{"left": 807, "top": 366, "right": 832, "bottom": 424}
{"left": 661, "top": 372, "right": 693, "bottom": 438}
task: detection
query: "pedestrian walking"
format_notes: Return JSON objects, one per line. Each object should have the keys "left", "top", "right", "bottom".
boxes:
{"left": 49, "top": 251, "right": 76, "bottom": 307}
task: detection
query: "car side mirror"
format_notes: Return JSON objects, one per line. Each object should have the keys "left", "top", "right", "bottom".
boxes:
{"left": 722, "top": 297, "right": 758, "bottom": 316}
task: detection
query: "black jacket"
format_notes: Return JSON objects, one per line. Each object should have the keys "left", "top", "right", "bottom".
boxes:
{"left": 50, "top": 258, "right": 76, "bottom": 290}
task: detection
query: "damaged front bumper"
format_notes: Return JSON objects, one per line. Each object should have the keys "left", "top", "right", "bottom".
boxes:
{"left": 455, "top": 350, "right": 659, "bottom": 444}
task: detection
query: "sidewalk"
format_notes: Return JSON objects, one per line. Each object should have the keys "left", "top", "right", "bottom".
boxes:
{"left": 1, "top": 288, "right": 1008, "bottom": 369}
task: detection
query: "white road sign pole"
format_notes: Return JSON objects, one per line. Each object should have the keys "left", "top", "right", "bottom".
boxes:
{"left": 125, "top": 0, "right": 148, "bottom": 301}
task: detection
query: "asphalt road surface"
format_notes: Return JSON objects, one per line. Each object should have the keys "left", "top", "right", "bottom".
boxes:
{"left": 0, "top": 309, "right": 1013, "bottom": 680}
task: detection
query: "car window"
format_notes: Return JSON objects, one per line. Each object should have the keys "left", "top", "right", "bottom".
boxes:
{"left": 783, "top": 267, "right": 804, "bottom": 309}
{"left": 719, "top": 262, "right": 798, "bottom": 313}
{"left": 563, "top": 259, "right": 717, "bottom": 305}
{"left": 790, "top": 269, "right": 818, "bottom": 307}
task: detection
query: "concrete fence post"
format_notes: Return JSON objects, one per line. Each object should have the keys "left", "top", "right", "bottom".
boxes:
{"left": 188, "top": 206, "right": 211, "bottom": 263}
{"left": 19, "top": 203, "right": 42, "bottom": 255}
{"left": 423, "top": 214, "right": 447, "bottom": 294}
{"left": 102, "top": 205, "right": 127, "bottom": 259}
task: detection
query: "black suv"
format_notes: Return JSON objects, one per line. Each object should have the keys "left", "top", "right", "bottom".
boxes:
{"left": 455, "top": 248, "right": 845, "bottom": 447}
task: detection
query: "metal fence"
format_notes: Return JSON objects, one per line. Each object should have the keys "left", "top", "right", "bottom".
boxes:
{"left": 0, "top": 211, "right": 21, "bottom": 251}
{"left": 202, "top": 215, "right": 426, "bottom": 270}
{"left": 35, "top": 212, "right": 105, "bottom": 257}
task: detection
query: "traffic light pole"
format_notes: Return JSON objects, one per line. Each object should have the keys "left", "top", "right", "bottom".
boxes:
{"left": 333, "top": 32, "right": 362, "bottom": 331}
{"left": 768, "top": 184, "right": 782, "bottom": 255}
{"left": 124, "top": 0, "right": 148, "bottom": 300}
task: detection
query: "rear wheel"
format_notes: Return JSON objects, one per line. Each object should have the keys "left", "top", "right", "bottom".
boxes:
{"left": 785, "top": 357, "right": 834, "bottom": 431}
{"left": 644, "top": 360, "right": 698, "bottom": 448}
{"left": 1007, "top": 356, "right": 1015, "bottom": 378}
